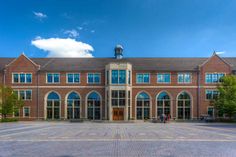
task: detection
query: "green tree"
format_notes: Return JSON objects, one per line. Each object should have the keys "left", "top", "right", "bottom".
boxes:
{"left": 213, "top": 75, "right": 236, "bottom": 119}
{"left": 0, "top": 85, "right": 24, "bottom": 119}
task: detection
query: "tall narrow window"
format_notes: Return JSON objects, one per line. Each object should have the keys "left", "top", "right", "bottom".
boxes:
{"left": 177, "top": 92, "right": 191, "bottom": 119}
{"left": 157, "top": 92, "right": 171, "bottom": 117}
{"left": 87, "top": 92, "right": 101, "bottom": 120}
{"left": 136, "top": 92, "right": 150, "bottom": 120}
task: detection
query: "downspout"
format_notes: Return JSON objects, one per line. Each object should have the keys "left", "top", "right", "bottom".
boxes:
{"left": 37, "top": 67, "right": 40, "bottom": 120}
{"left": 197, "top": 66, "right": 201, "bottom": 119}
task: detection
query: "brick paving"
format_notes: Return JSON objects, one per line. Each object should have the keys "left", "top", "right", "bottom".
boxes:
{"left": 0, "top": 122, "right": 236, "bottom": 157}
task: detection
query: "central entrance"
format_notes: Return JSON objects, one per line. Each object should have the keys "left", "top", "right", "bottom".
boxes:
{"left": 113, "top": 108, "right": 124, "bottom": 120}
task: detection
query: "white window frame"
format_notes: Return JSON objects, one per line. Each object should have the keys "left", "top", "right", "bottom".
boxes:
{"left": 157, "top": 73, "right": 171, "bottom": 84}
{"left": 66, "top": 73, "right": 80, "bottom": 84}
{"left": 205, "top": 89, "right": 219, "bottom": 101}
{"left": 205, "top": 72, "right": 226, "bottom": 84}
{"left": 46, "top": 73, "right": 60, "bottom": 84}
{"left": 136, "top": 73, "right": 150, "bottom": 84}
{"left": 177, "top": 73, "right": 192, "bottom": 84}
{"left": 111, "top": 69, "right": 127, "bottom": 84}
{"left": 207, "top": 106, "right": 214, "bottom": 117}
{"left": 23, "top": 106, "right": 30, "bottom": 118}
{"left": 87, "top": 73, "right": 101, "bottom": 84}
{"left": 12, "top": 72, "right": 32, "bottom": 84}
{"left": 14, "top": 89, "right": 32, "bottom": 101}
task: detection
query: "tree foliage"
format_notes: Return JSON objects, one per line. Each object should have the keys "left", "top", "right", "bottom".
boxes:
{"left": 213, "top": 75, "right": 236, "bottom": 118}
{"left": 0, "top": 85, "right": 24, "bottom": 119}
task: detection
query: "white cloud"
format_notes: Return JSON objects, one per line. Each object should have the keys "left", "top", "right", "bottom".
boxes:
{"left": 216, "top": 51, "right": 225, "bottom": 55}
{"left": 77, "top": 27, "right": 83, "bottom": 30}
{"left": 64, "top": 29, "right": 79, "bottom": 38}
{"left": 33, "top": 12, "right": 47, "bottom": 20}
{"left": 31, "top": 37, "right": 94, "bottom": 57}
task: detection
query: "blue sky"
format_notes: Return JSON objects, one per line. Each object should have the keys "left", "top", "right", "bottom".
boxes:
{"left": 0, "top": 0, "right": 236, "bottom": 58}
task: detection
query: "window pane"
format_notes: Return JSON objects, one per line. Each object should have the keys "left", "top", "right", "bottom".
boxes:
{"left": 208, "top": 107, "right": 214, "bottom": 117}
{"left": 112, "top": 99, "right": 118, "bottom": 106}
{"left": 74, "top": 74, "right": 80, "bottom": 83}
{"left": 164, "top": 74, "right": 171, "bottom": 83}
{"left": 184, "top": 74, "right": 191, "bottom": 83}
{"left": 112, "top": 91, "right": 118, "bottom": 98}
{"left": 54, "top": 74, "right": 59, "bottom": 83}
{"left": 143, "top": 74, "right": 149, "bottom": 83}
{"left": 212, "top": 74, "right": 218, "bottom": 82}
{"left": 178, "top": 74, "right": 184, "bottom": 83}
{"left": 128, "top": 71, "right": 131, "bottom": 84}
{"left": 67, "top": 74, "right": 73, "bottom": 83}
{"left": 26, "top": 74, "right": 32, "bottom": 83}
{"left": 213, "top": 91, "right": 219, "bottom": 99}
{"left": 20, "top": 74, "right": 25, "bottom": 83}
{"left": 119, "top": 90, "right": 125, "bottom": 98}
{"left": 13, "top": 74, "right": 19, "bottom": 83}
{"left": 206, "top": 90, "right": 212, "bottom": 100}
{"left": 136, "top": 74, "right": 143, "bottom": 83}
{"left": 24, "top": 107, "right": 29, "bottom": 117}
{"left": 205, "top": 74, "right": 212, "bottom": 83}
{"left": 119, "top": 99, "right": 125, "bottom": 106}
{"left": 119, "top": 70, "right": 126, "bottom": 84}
{"left": 47, "top": 74, "right": 52, "bottom": 83}
{"left": 94, "top": 74, "right": 100, "bottom": 83}
{"left": 20, "top": 91, "right": 25, "bottom": 100}
{"left": 112, "top": 70, "right": 118, "bottom": 84}
{"left": 26, "top": 90, "right": 31, "bottom": 100}
{"left": 88, "top": 74, "right": 93, "bottom": 83}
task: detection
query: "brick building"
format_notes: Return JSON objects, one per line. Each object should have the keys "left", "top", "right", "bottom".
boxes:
{"left": 1, "top": 45, "right": 236, "bottom": 121}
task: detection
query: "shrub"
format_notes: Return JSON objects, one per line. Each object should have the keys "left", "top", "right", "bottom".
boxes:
{"left": 1, "top": 118, "right": 18, "bottom": 123}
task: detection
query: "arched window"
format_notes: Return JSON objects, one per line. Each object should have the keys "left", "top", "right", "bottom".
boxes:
{"left": 157, "top": 92, "right": 171, "bottom": 117}
{"left": 47, "top": 92, "right": 60, "bottom": 119}
{"left": 87, "top": 92, "right": 101, "bottom": 120}
{"left": 136, "top": 92, "right": 150, "bottom": 120}
{"left": 67, "top": 92, "right": 80, "bottom": 119}
{"left": 177, "top": 92, "right": 191, "bottom": 119}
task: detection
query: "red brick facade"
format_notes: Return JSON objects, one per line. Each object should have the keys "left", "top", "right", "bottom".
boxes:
{"left": 1, "top": 53, "right": 234, "bottom": 121}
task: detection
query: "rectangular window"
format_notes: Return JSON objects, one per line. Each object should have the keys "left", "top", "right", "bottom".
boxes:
{"left": 23, "top": 107, "right": 30, "bottom": 117}
{"left": 67, "top": 73, "right": 80, "bottom": 83}
{"left": 157, "top": 73, "right": 171, "bottom": 83}
{"left": 128, "top": 71, "right": 131, "bottom": 84}
{"left": 136, "top": 73, "right": 150, "bottom": 83}
{"left": 12, "top": 73, "right": 32, "bottom": 83}
{"left": 205, "top": 73, "right": 225, "bottom": 83}
{"left": 87, "top": 73, "right": 101, "bottom": 84}
{"left": 111, "top": 70, "right": 126, "bottom": 84}
{"left": 206, "top": 90, "right": 219, "bottom": 100}
{"left": 47, "top": 73, "right": 60, "bottom": 83}
{"left": 178, "top": 73, "right": 191, "bottom": 83}
{"left": 111, "top": 90, "right": 126, "bottom": 106}
{"left": 15, "top": 90, "right": 32, "bottom": 100}
{"left": 106, "top": 71, "right": 109, "bottom": 84}
{"left": 208, "top": 107, "right": 214, "bottom": 117}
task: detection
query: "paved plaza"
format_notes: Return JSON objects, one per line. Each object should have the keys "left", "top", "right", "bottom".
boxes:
{"left": 0, "top": 122, "right": 236, "bottom": 157}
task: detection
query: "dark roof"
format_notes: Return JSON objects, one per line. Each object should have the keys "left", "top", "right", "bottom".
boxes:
{"left": 0, "top": 57, "right": 236, "bottom": 71}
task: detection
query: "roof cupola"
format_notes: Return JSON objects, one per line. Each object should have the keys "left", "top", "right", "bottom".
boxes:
{"left": 114, "top": 44, "right": 123, "bottom": 59}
